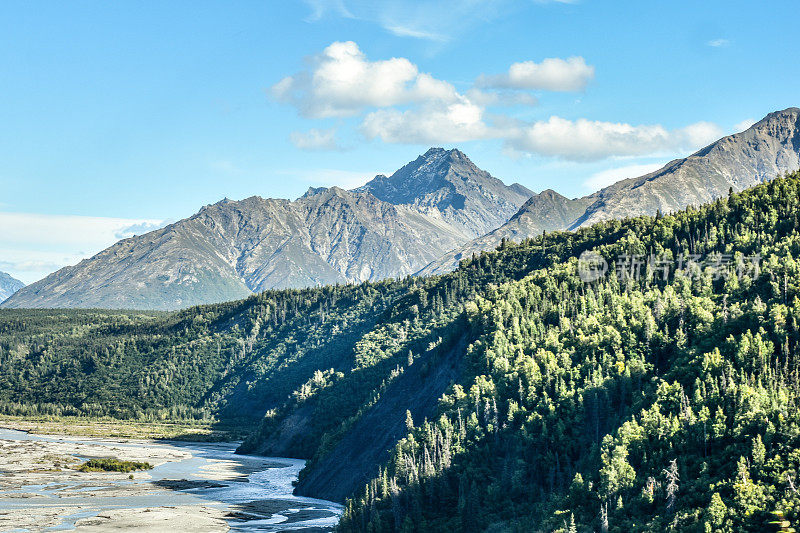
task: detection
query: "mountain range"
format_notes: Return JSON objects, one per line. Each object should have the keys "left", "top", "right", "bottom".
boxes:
{"left": 2, "top": 148, "right": 530, "bottom": 310}
{"left": 0, "top": 272, "right": 24, "bottom": 303}
{"left": 4, "top": 107, "right": 799, "bottom": 310}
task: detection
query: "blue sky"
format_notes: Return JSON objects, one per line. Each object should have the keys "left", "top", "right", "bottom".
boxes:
{"left": 1, "top": 0, "right": 798, "bottom": 284}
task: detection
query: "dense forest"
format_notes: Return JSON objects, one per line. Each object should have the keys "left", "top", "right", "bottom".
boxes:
{"left": 0, "top": 281, "right": 413, "bottom": 423}
{"left": 2, "top": 172, "right": 800, "bottom": 531}
{"left": 337, "top": 172, "right": 800, "bottom": 532}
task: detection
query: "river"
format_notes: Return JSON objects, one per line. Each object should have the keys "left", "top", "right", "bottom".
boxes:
{"left": 0, "top": 428, "right": 342, "bottom": 531}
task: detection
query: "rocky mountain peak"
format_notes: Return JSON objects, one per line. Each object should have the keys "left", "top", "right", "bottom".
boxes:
{"left": 356, "top": 147, "right": 532, "bottom": 238}
{"left": 359, "top": 147, "right": 485, "bottom": 200}
{"left": 421, "top": 146, "right": 447, "bottom": 158}
{"left": 419, "top": 146, "right": 470, "bottom": 164}
{"left": 510, "top": 188, "right": 589, "bottom": 224}
{"left": 533, "top": 189, "right": 567, "bottom": 201}
{"left": 748, "top": 106, "right": 800, "bottom": 138}
{"left": 762, "top": 106, "right": 800, "bottom": 122}
{"left": 301, "top": 186, "right": 328, "bottom": 199}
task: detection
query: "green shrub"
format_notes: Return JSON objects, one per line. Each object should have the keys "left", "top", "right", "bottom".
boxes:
{"left": 78, "top": 458, "right": 153, "bottom": 473}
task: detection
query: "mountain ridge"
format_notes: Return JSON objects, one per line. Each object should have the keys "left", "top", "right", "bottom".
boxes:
{"left": 3, "top": 149, "right": 529, "bottom": 310}
{"left": 421, "top": 107, "right": 800, "bottom": 275}
{"left": 7, "top": 108, "right": 800, "bottom": 309}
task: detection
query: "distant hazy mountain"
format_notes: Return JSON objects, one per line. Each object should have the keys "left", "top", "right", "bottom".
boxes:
{"left": 3, "top": 149, "right": 530, "bottom": 310}
{"left": 0, "top": 272, "right": 24, "bottom": 303}
{"left": 422, "top": 107, "right": 800, "bottom": 275}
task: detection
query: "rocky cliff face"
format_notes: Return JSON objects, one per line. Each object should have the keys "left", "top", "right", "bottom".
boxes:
{"left": 422, "top": 107, "right": 800, "bottom": 275}
{"left": 3, "top": 149, "right": 530, "bottom": 310}
{"left": 0, "top": 272, "right": 24, "bottom": 303}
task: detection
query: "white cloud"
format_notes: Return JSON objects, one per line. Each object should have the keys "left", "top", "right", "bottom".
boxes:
{"left": 734, "top": 118, "right": 756, "bottom": 132}
{"left": 0, "top": 212, "right": 165, "bottom": 247}
{"left": 478, "top": 56, "right": 595, "bottom": 92}
{"left": 707, "top": 38, "right": 730, "bottom": 47}
{"left": 0, "top": 212, "right": 167, "bottom": 284}
{"left": 679, "top": 121, "right": 723, "bottom": 148}
{"left": 505, "top": 117, "right": 723, "bottom": 161}
{"left": 273, "top": 41, "right": 543, "bottom": 147}
{"left": 359, "top": 106, "right": 723, "bottom": 162}
{"left": 583, "top": 162, "right": 666, "bottom": 191}
{"left": 115, "top": 221, "right": 171, "bottom": 240}
{"left": 273, "top": 41, "right": 723, "bottom": 162}
{"left": 361, "top": 99, "right": 491, "bottom": 144}
{"left": 271, "top": 41, "right": 459, "bottom": 118}
{"left": 0, "top": 250, "right": 87, "bottom": 283}
{"left": 290, "top": 128, "right": 343, "bottom": 151}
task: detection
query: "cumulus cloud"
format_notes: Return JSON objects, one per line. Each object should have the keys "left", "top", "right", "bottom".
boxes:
{"left": 290, "top": 128, "right": 344, "bottom": 151}
{"left": 115, "top": 221, "right": 170, "bottom": 240}
{"left": 271, "top": 41, "right": 459, "bottom": 118}
{"left": 478, "top": 57, "right": 594, "bottom": 92}
{"left": 679, "top": 121, "right": 724, "bottom": 149}
{"left": 272, "top": 41, "right": 724, "bottom": 162}
{"left": 505, "top": 117, "right": 723, "bottom": 161}
{"left": 361, "top": 99, "right": 491, "bottom": 144}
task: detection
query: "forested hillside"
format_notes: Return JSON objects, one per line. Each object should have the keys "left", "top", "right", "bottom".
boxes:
{"left": 0, "top": 225, "right": 547, "bottom": 427}
{"left": 2, "top": 172, "right": 800, "bottom": 531}
{"left": 337, "top": 172, "right": 800, "bottom": 532}
{"left": 0, "top": 282, "right": 411, "bottom": 422}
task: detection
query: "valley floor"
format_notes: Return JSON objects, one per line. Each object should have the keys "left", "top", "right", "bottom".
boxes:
{"left": 0, "top": 421, "right": 342, "bottom": 532}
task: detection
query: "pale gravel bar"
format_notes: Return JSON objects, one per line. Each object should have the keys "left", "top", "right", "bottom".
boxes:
{"left": 0, "top": 424, "right": 342, "bottom": 532}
